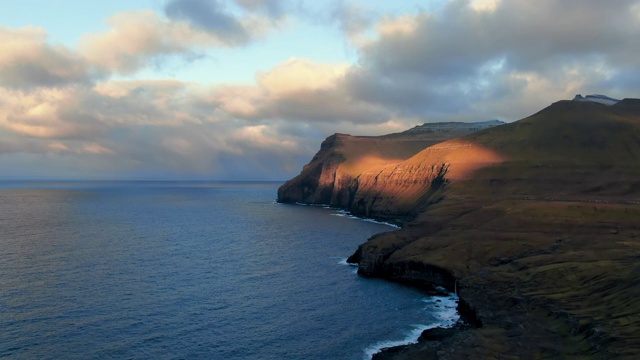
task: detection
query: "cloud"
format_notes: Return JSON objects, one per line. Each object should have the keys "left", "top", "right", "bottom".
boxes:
{"left": 329, "top": 2, "right": 375, "bottom": 46}
{"left": 469, "top": 0, "right": 501, "bottom": 12}
{"left": 164, "top": 0, "right": 250, "bottom": 43}
{"left": 0, "top": 26, "right": 93, "bottom": 89}
{"left": 80, "top": 10, "right": 223, "bottom": 74}
{"left": 162, "top": 0, "right": 281, "bottom": 45}
{"left": 2, "top": 7, "right": 271, "bottom": 86}
{"left": 343, "top": 0, "right": 640, "bottom": 121}
{"left": 234, "top": 0, "right": 285, "bottom": 19}
{"left": 211, "top": 58, "right": 392, "bottom": 124}
{"left": 0, "top": 86, "right": 108, "bottom": 139}
{"left": 257, "top": 58, "right": 349, "bottom": 97}
{"left": 0, "top": 77, "right": 321, "bottom": 179}
{"left": 78, "top": 2, "right": 282, "bottom": 75}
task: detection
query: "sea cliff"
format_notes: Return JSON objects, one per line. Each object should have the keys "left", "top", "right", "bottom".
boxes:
{"left": 279, "top": 98, "right": 640, "bottom": 358}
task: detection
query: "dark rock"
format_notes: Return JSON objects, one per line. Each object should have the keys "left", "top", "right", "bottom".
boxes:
{"left": 419, "top": 327, "right": 457, "bottom": 342}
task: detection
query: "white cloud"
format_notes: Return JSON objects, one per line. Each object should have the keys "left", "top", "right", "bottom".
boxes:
{"left": 257, "top": 58, "right": 349, "bottom": 97}
{"left": 80, "top": 10, "right": 236, "bottom": 74}
{"left": 378, "top": 14, "right": 420, "bottom": 37}
{"left": 469, "top": 0, "right": 501, "bottom": 12}
{"left": 206, "top": 58, "right": 391, "bottom": 124}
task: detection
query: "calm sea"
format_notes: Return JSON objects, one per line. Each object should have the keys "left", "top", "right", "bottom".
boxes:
{"left": 0, "top": 181, "right": 457, "bottom": 360}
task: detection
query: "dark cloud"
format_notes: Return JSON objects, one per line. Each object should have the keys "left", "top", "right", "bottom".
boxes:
{"left": 234, "top": 0, "right": 285, "bottom": 19}
{"left": 0, "top": 60, "right": 91, "bottom": 89}
{"left": 0, "top": 27, "right": 95, "bottom": 89}
{"left": 263, "top": 91, "right": 391, "bottom": 124}
{"left": 164, "top": 0, "right": 250, "bottom": 44}
{"left": 359, "top": 0, "right": 640, "bottom": 77}
{"left": 344, "top": 0, "right": 640, "bottom": 120}
{"left": 329, "top": 2, "right": 374, "bottom": 42}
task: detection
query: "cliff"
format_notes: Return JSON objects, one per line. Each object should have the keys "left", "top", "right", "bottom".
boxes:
{"left": 280, "top": 98, "right": 640, "bottom": 358}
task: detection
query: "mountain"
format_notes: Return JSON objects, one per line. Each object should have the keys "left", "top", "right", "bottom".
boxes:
{"left": 279, "top": 98, "right": 640, "bottom": 358}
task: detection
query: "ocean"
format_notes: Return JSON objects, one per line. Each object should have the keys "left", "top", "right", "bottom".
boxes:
{"left": 0, "top": 181, "right": 458, "bottom": 359}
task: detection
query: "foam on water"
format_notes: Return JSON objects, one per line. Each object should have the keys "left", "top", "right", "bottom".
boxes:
{"left": 330, "top": 209, "right": 400, "bottom": 229}
{"left": 336, "top": 257, "right": 359, "bottom": 274}
{"left": 329, "top": 207, "right": 461, "bottom": 359}
{"left": 285, "top": 204, "right": 400, "bottom": 229}
{"left": 294, "top": 202, "right": 331, "bottom": 208}
{"left": 363, "top": 291, "right": 460, "bottom": 359}
{"left": 337, "top": 257, "right": 355, "bottom": 266}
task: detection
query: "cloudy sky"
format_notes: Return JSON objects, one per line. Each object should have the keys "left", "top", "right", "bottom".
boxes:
{"left": 1, "top": 0, "right": 639, "bottom": 180}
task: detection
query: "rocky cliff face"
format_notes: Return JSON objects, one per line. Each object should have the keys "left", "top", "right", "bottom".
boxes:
{"left": 277, "top": 133, "right": 349, "bottom": 206}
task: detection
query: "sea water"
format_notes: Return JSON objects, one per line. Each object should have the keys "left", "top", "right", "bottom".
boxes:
{"left": 0, "top": 181, "right": 458, "bottom": 359}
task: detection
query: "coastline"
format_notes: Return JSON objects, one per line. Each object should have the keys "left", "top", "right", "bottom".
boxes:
{"left": 365, "top": 289, "right": 459, "bottom": 359}
{"left": 309, "top": 204, "right": 470, "bottom": 359}
{"left": 345, "top": 196, "right": 640, "bottom": 358}
{"left": 284, "top": 196, "right": 640, "bottom": 358}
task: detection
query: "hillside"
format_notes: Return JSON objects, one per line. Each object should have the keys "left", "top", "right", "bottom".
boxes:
{"left": 279, "top": 98, "right": 640, "bottom": 358}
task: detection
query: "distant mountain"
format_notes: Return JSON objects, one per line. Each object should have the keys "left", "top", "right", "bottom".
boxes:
{"left": 572, "top": 93, "right": 619, "bottom": 105}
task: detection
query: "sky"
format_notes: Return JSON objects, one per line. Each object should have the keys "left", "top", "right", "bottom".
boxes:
{"left": 1, "top": 0, "right": 639, "bottom": 180}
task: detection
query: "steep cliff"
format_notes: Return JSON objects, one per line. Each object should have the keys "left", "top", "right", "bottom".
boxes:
{"left": 281, "top": 98, "right": 640, "bottom": 358}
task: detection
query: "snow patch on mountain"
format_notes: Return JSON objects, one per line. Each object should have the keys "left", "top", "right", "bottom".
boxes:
{"left": 403, "top": 120, "right": 505, "bottom": 134}
{"left": 572, "top": 94, "right": 619, "bottom": 106}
